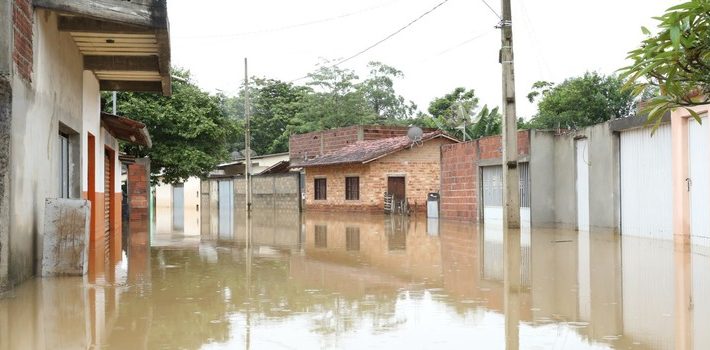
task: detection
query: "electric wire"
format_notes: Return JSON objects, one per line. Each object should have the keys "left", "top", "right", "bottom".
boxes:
{"left": 176, "top": 1, "right": 399, "bottom": 40}
{"left": 290, "top": 0, "right": 451, "bottom": 82}
{"left": 480, "top": 0, "right": 501, "bottom": 19}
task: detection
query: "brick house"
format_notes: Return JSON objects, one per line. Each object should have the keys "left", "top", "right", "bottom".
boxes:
{"left": 292, "top": 131, "right": 459, "bottom": 212}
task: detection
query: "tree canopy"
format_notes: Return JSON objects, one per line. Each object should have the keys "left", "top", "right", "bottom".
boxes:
{"left": 108, "top": 69, "right": 239, "bottom": 184}
{"left": 527, "top": 72, "right": 635, "bottom": 129}
{"left": 620, "top": 0, "right": 710, "bottom": 126}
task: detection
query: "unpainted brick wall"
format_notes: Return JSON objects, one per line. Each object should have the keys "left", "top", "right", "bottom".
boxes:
{"left": 13, "top": 0, "right": 32, "bottom": 82}
{"left": 440, "top": 141, "right": 478, "bottom": 221}
{"left": 289, "top": 125, "right": 417, "bottom": 162}
{"left": 439, "top": 130, "right": 530, "bottom": 221}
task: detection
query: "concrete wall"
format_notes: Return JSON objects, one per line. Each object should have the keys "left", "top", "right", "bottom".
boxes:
{"left": 234, "top": 173, "right": 301, "bottom": 211}
{"left": 154, "top": 176, "right": 201, "bottom": 236}
{"left": 530, "top": 123, "right": 619, "bottom": 231}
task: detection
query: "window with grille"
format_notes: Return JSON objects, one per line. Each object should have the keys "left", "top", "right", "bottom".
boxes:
{"left": 314, "top": 178, "right": 327, "bottom": 200}
{"left": 59, "top": 132, "right": 70, "bottom": 198}
{"left": 345, "top": 176, "right": 359, "bottom": 200}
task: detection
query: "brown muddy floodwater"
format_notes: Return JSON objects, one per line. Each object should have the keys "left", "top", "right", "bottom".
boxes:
{"left": 1, "top": 210, "right": 708, "bottom": 349}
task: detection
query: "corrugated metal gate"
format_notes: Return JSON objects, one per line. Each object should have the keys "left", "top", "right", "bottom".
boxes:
{"left": 217, "top": 180, "right": 233, "bottom": 239}
{"left": 172, "top": 184, "right": 184, "bottom": 232}
{"left": 481, "top": 163, "right": 530, "bottom": 222}
{"left": 689, "top": 117, "right": 710, "bottom": 245}
{"left": 620, "top": 124, "right": 673, "bottom": 239}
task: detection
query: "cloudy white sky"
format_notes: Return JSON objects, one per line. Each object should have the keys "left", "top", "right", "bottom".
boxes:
{"left": 168, "top": 0, "right": 676, "bottom": 119}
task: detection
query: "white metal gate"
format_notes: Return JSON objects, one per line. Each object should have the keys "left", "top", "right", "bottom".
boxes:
{"left": 482, "top": 166, "right": 503, "bottom": 221}
{"left": 689, "top": 117, "right": 710, "bottom": 244}
{"left": 481, "top": 164, "right": 530, "bottom": 223}
{"left": 217, "top": 180, "right": 233, "bottom": 239}
{"left": 576, "top": 139, "right": 590, "bottom": 232}
{"left": 620, "top": 124, "right": 673, "bottom": 239}
{"left": 172, "top": 184, "right": 184, "bottom": 231}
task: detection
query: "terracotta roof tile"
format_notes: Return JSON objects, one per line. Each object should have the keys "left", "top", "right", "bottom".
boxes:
{"left": 291, "top": 131, "right": 457, "bottom": 167}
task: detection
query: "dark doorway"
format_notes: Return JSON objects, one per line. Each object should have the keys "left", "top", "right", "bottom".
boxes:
{"left": 387, "top": 176, "right": 406, "bottom": 202}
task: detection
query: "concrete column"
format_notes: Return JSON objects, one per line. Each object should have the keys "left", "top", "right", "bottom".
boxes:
{"left": 671, "top": 110, "right": 690, "bottom": 242}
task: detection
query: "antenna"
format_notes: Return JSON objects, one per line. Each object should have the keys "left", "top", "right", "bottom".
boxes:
{"left": 407, "top": 126, "right": 424, "bottom": 148}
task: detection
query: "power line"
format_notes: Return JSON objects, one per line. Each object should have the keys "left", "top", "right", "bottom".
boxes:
{"left": 290, "top": 0, "right": 451, "bottom": 82}
{"left": 480, "top": 0, "right": 501, "bottom": 19}
{"left": 435, "top": 29, "right": 496, "bottom": 56}
{"left": 176, "top": 1, "right": 399, "bottom": 40}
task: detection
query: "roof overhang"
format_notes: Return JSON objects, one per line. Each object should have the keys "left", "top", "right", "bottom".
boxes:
{"left": 101, "top": 112, "right": 152, "bottom": 147}
{"left": 34, "top": 0, "right": 172, "bottom": 95}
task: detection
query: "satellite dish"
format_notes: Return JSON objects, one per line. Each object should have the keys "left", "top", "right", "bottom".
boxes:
{"left": 407, "top": 126, "right": 423, "bottom": 141}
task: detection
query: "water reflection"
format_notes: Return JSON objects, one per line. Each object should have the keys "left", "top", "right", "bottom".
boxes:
{"left": 1, "top": 212, "right": 708, "bottom": 349}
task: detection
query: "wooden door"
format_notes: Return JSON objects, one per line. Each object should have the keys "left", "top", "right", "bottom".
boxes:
{"left": 387, "top": 176, "right": 406, "bottom": 202}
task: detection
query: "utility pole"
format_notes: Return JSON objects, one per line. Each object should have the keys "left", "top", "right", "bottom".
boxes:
{"left": 244, "top": 58, "right": 252, "bottom": 214}
{"left": 500, "top": 0, "right": 520, "bottom": 229}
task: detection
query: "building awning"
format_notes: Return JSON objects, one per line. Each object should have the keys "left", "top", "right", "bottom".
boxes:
{"left": 101, "top": 112, "right": 152, "bottom": 148}
{"left": 34, "top": 0, "right": 172, "bottom": 95}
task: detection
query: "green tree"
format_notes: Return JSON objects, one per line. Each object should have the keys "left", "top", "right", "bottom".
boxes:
{"left": 109, "top": 68, "right": 238, "bottom": 184}
{"left": 528, "top": 72, "right": 635, "bottom": 129}
{"left": 427, "top": 87, "right": 479, "bottom": 126}
{"left": 250, "top": 78, "right": 310, "bottom": 154}
{"left": 468, "top": 105, "right": 502, "bottom": 140}
{"left": 298, "top": 62, "right": 376, "bottom": 131}
{"left": 359, "top": 61, "right": 417, "bottom": 120}
{"left": 620, "top": 0, "right": 710, "bottom": 126}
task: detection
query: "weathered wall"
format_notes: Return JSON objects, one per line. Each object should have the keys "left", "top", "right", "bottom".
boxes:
{"left": 289, "top": 125, "right": 413, "bottom": 163}
{"left": 530, "top": 123, "right": 619, "bottom": 230}
{"left": 0, "top": 77, "right": 9, "bottom": 291}
{"left": 9, "top": 10, "right": 86, "bottom": 285}
{"left": 439, "top": 131, "right": 530, "bottom": 222}
{"left": 0, "top": 0, "right": 12, "bottom": 292}
{"left": 234, "top": 173, "right": 301, "bottom": 211}
{"left": 127, "top": 159, "right": 150, "bottom": 246}
{"left": 305, "top": 138, "right": 450, "bottom": 212}
{"left": 529, "top": 130, "right": 556, "bottom": 225}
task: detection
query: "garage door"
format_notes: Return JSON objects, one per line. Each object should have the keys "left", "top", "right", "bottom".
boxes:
{"left": 689, "top": 116, "right": 710, "bottom": 245}
{"left": 218, "top": 180, "right": 233, "bottom": 239}
{"left": 482, "top": 164, "right": 530, "bottom": 224}
{"left": 620, "top": 124, "right": 672, "bottom": 239}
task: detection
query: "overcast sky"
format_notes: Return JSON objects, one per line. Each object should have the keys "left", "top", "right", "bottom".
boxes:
{"left": 168, "top": 0, "right": 676, "bottom": 119}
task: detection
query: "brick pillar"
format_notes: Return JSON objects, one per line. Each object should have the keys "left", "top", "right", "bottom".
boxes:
{"left": 128, "top": 158, "right": 150, "bottom": 246}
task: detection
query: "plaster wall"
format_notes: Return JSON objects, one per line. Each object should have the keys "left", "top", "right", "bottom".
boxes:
{"left": 5, "top": 10, "right": 121, "bottom": 288}
{"left": 154, "top": 177, "right": 201, "bottom": 235}
{"left": 9, "top": 10, "right": 85, "bottom": 284}
{"left": 530, "top": 123, "right": 619, "bottom": 231}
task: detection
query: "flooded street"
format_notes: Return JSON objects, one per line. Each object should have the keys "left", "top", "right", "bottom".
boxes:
{"left": 1, "top": 210, "right": 708, "bottom": 349}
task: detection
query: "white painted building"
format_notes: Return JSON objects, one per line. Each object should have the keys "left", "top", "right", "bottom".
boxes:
{"left": 0, "top": 0, "right": 171, "bottom": 292}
